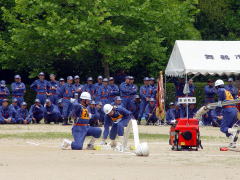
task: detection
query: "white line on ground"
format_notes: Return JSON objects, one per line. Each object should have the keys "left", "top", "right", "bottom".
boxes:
{"left": 26, "top": 141, "right": 40, "bottom": 146}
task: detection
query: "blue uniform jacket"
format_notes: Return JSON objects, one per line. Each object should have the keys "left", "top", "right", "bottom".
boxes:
{"left": 11, "top": 82, "right": 26, "bottom": 96}
{"left": 17, "top": 108, "right": 31, "bottom": 123}
{"left": 103, "top": 107, "right": 131, "bottom": 139}
{"left": 30, "top": 79, "right": 48, "bottom": 93}
{"left": 59, "top": 83, "right": 75, "bottom": 98}
{"left": 119, "top": 82, "right": 132, "bottom": 97}
{"left": 140, "top": 85, "right": 152, "bottom": 101}
{"left": 47, "top": 81, "right": 59, "bottom": 95}
{"left": 29, "top": 104, "right": 44, "bottom": 117}
{"left": 108, "top": 84, "right": 119, "bottom": 97}
{"left": 43, "top": 104, "right": 60, "bottom": 116}
{"left": 166, "top": 108, "right": 175, "bottom": 123}
{"left": 0, "top": 106, "right": 16, "bottom": 123}
{"left": 204, "top": 85, "right": 216, "bottom": 99}
{"left": 0, "top": 87, "right": 10, "bottom": 99}
{"left": 83, "top": 84, "right": 97, "bottom": 99}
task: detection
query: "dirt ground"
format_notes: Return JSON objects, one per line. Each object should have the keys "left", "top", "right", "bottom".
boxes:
{"left": 0, "top": 125, "right": 239, "bottom": 180}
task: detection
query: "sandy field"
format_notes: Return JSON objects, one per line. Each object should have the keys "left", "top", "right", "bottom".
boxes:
{"left": 0, "top": 125, "right": 239, "bottom": 180}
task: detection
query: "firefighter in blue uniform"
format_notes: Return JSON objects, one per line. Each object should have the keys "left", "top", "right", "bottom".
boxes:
{"left": 97, "top": 78, "right": 110, "bottom": 105}
{"left": 188, "top": 103, "right": 197, "bottom": 118}
{"left": 138, "top": 77, "right": 152, "bottom": 124}
{"left": 57, "top": 98, "right": 64, "bottom": 123}
{"left": 47, "top": 74, "right": 59, "bottom": 105}
{"left": 204, "top": 79, "right": 216, "bottom": 103}
{"left": 145, "top": 98, "right": 158, "bottom": 125}
{"left": 108, "top": 77, "right": 119, "bottom": 103}
{"left": 111, "top": 96, "right": 124, "bottom": 108}
{"left": 11, "top": 75, "right": 26, "bottom": 106}
{"left": 129, "top": 76, "right": 138, "bottom": 100}
{"left": 101, "top": 104, "right": 132, "bottom": 148}
{"left": 96, "top": 101, "right": 104, "bottom": 124}
{"left": 29, "top": 99, "right": 44, "bottom": 124}
{"left": 180, "top": 104, "right": 187, "bottom": 118}
{"left": 43, "top": 99, "right": 61, "bottom": 124}
{"left": 150, "top": 77, "right": 157, "bottom": 98}
{"left": 131, "top": 95, "right": 141, "bottom": 120}
{"left": 73, "top": 75, "right": 84, "bottom": 99}
{"left": 95, "top": 75, "right": 103, "bottom": 88}
{"left": 16, "top": 102, "right": 31, "bottom": 124}
{"left": 225, "top": 78, "right": 238, "bottom": 99}
{"left": 175, "top": 103, "right": 181, "bottom": 119}
{"left": 215, "top": 79, "right": 239, "bottom": 148}
{"left": 87, "top": 100, "right": 100, "bottom": 127}
{"left": 0, "top": 99, "right": 16, "bottom": 124}
{"left": 188, "top": 79, "right": 196, "bottom": 97}
{"left": 166, "top": 102, "right": 176, "bottom": 124}
{"left": 59, "top": 76, "right": 75, "bottom": 125}
{"left": 9, "top": 98, "right": 19, "bottom": 120}
{"left": 0, "top": 80, "right": 10, "bottom": 105}
{"left": 30, "top": 72, "right": 48, "bottom": 105}
{"left": 120, "top": 76, "right": 133, "bottom": 111}
{"left": 61, "top": 92, "right": 102, "bottom": 150}
{"left": 174, "top": 78, "right": 185, "bottom": 100}
{"left": 83, "top": 77, "right": 97, "bottom": 100}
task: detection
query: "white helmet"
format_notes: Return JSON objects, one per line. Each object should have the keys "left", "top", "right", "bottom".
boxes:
{"left": 215, "top": 79, "right": 224, "bottom": 87}
{"left": 80, "top": 92, "right": 91, "bottom": 100}
{"left": 135, "top": 142, "right": 149, "bottom": 156}
{"left": 103, "top": 104, "right": 113, "bottom": 114}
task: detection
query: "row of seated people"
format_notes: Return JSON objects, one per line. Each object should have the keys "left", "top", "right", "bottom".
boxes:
{"left": 0, "top": 95, "right": 159, "bottom": 125}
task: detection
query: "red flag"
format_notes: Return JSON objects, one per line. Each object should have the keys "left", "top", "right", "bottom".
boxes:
{"left": 156, "top": 71, "right": 165, "bottom": 120}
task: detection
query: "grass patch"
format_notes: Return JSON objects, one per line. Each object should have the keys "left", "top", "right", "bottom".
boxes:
{"left": 0, "top": 132, "right": 225, "bottom": 141}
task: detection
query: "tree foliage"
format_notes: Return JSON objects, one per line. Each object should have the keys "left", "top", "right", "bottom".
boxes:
{"left": 0, "top": 0, "right": 200, "bottom": 79}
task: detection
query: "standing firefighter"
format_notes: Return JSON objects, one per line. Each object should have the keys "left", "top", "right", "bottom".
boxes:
{"left": 61, "top": 92, "right": 102, "bottom": 150}
{"left": 215, "top": 79, "right": 239, "bottom": 148}
{"left": 30, "top": 72, "right": 48, "bottom": 105}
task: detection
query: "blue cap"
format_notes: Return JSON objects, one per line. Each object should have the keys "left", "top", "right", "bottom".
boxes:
{"left": 169, "top": 102, "right": 174, "bottom": 106}
{"left": 57, "top": 99, "right": 63, "bottom": 104}
{"left": 59, "top": 78, "right": 64, "bottom": 81}
{"left": 1, "top": 80, "right": 6, "bottom": 85}
{"left": 2, "top": 99, "right": 8, "bottom": 103}
{"left": 45, "top": 99, "right": 51, "bottom": 104}
{"left": 109, "top": 77, "right": 114, "bottom": 81}
{"left": 115, "top": 96, "right": 122, "bottom": 101}
{"left": 87, "top": 77, "right": 93, "bottom": 81}
{"left": 74, "top": 75, "right": 80, "bottom": 79}
{"left": 35, "top": 99, "right": 41, "bottom": 103}
{"left": 74, "top": 93, "right": 79, "bottom": 97}
{"left": 129, "top": 76, "right": 134, "bottom": 80}
{"left": 90, "top": 100, "right": 96, "bottom": 105}
{"left": 97, "top": 101, "right": 103, "bottom": 106}
{"left": 228, "top": 78, "right": 233, "bottom": 82}
{"left": 150, "top": 77, "right": 155, "bottom": 81}
{"left": 103, "top": 78, "right": 108, "bottom": 82}
{"left": 135, "top": 95, "right": 140, "bottom": 99}
{"left": 149, "top": 98, "right": 156, "bottom": 102}
{"left": 14, "top": 75, "right": 21, "bottom": 79}
{"left": 67, "top": 76, "right": 73, "bottom": 80}
{"left": 39, "top": 72, "right": 45, "bottom": 76}
{"left": 12, "top": 98, "right": 18, "bottom": 103}
{"left": 144, "top": 77, "right": 149, "bottom": 81}
{"left": 125, "top": 76, "right": 130, "bottom": 79}
{"left": 50, "top": 74, "right": 55, "bottom": 77}
{"left": 97, "top": 76, "right": 103, "bottom": 79}
{"left": 21, "top": 102, "right": 27, "bottom": 106}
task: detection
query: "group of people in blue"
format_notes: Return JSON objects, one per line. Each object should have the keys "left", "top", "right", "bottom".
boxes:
{"left": 0, "top": 72, "right": 158, "bottom": 125}
{"left": 166, "top": 77, "right": 239, "bottom": 128}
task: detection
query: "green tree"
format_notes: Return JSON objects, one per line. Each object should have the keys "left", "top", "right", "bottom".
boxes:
{"left": 0, "top": 0, "right": 200, "bottom": 79}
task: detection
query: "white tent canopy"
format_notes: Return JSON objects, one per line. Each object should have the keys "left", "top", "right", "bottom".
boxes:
{"left": 165, "top": 40, "right": 240, "bottom": 77}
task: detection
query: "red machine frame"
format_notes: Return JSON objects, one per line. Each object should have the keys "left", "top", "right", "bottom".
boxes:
{"left": 169, "top": 118, "right": 203, "bottom": 151}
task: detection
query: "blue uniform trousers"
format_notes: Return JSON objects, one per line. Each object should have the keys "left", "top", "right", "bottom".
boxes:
{"left": 220, "top": 107, "right": 238, "bottom": 137}
{"left": 71, "top": 125, "right": 102, "bottom": 150}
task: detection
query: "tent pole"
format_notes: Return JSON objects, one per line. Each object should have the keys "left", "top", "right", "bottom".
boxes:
{"left": 164, "top": 73, "right": 167, "bottom": 124}
{"left": 185, "top": 74, "right": 189, "bottom": 119}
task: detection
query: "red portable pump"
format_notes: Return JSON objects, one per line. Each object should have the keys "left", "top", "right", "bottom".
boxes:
{"left": 169, "top": 118, "right": 203, "bottom": 151}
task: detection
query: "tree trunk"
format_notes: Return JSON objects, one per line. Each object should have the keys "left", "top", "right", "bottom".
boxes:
{"left": 102, "top": 58, "right": 110, "bottom": 78}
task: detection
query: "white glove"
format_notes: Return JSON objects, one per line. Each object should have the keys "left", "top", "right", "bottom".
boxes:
{"left": 217, "top": 101, "right": 222, "bottom": 107}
